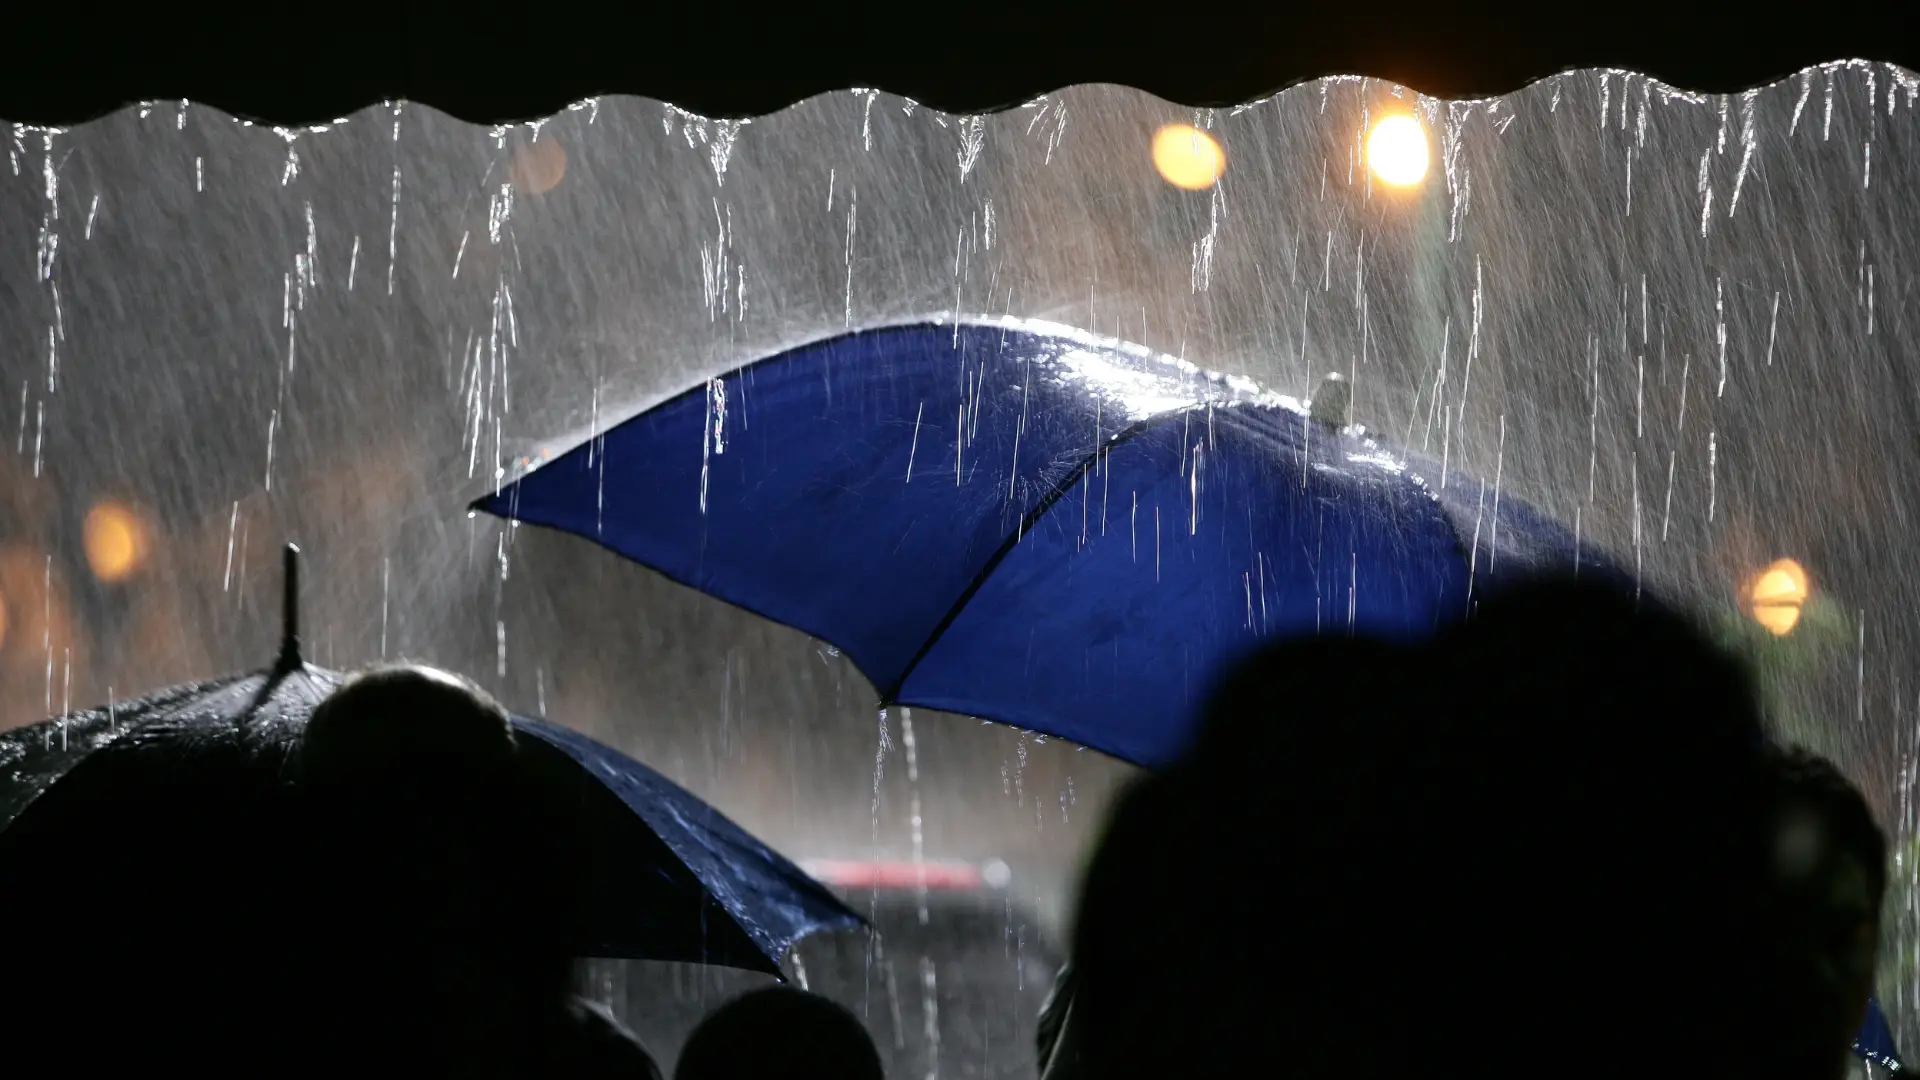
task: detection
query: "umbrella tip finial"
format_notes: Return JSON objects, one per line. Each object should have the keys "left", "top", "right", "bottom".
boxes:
{"left": 276, "top": 543, "right": 301, "bottom": 673}
{"left": 1310, "top": 371, "right": 1351, "bottom": 430}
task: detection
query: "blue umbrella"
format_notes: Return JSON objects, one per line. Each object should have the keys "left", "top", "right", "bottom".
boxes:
{"left": 479, "top": 321, "right": 1901, "bottom": 1067}
{"left": 477, "top": 319, "right": 1615, "bottom": 767}
{"left": 0, "top": 547, "right": 858, "bottom": 974}
{"left": 1856, "top": 998, "right": 1905, "bottom": 1072}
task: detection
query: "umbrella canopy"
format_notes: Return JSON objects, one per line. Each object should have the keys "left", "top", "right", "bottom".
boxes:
{"left": 477, "top": 319, "right": 1618, "bottom": 767}
{"left": 0, "top": 549, "right": 859, "bottom": 975}
{"left": 1857, "top": 998, "right": 1904, "bottom": 1072}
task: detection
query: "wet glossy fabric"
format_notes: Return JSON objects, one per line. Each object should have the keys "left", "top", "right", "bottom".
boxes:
{"left": 1855, "top": 997, "right": 1904, "bottom": 1072}
{"left": 479, "top": 320, "right": 1619, "bottom": 767}
{"left": 0, "top": 665, "right": 859, "bottom": 972}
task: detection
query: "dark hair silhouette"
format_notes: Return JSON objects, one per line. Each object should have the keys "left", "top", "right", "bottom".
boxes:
{"left": 300, "top": 663, "right": 519, "bottom": 783}
{"left": 297, "top": 664, "right": 566, "bottom": 945}
{"left": 292, "top": 663, "right": 584, "bottom": 1072}
{"left": 674, "top": 986, "right": 884, "bottom": 1080}
{"left": 1069, "top": 574, "right": 1783, "bottom": 1079}
{"left": 1416, "top": 576, "right": 1777, "bottom": 1075}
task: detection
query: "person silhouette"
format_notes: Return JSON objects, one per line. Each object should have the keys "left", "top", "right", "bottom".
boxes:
{"left": 1757, "top": 744, "right": 1890, "bottom": 1080}
{"left": 1066, "top": 575, "right": 1793, "bottom": 1079}
{"left": 292, "top": 663, "right": 659, "bottom": 1078}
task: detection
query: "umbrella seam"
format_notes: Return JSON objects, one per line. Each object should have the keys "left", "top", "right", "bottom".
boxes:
{"left": 883, "top": 409, "right": 1175, "bottom": 702}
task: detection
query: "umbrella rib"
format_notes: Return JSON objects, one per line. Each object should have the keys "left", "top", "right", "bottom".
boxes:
{"left": 884, "top": 410, "right": 1173, "bottom": 702}
{"left": 239, "top": 665, "right": 301, "bottom": 724}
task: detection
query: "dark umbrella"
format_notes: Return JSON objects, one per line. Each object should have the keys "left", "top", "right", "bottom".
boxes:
{"left": 476, "top": 318, "right": 1620, "bottom": 768}
{"left": 0, "top": 545, "right": 860, "bottom": 975}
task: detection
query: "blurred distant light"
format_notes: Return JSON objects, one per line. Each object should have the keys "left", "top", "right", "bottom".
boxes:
{"left": 83, "top": 501, "right": 148, "bottom": 583}
{"left": 1152, "top": 124, "right": 1226, "bottom": 190}
{"left": 1753, "top": 603, "right": 1801, "bottom": 637}
{"left": 509, "top": 136, "right": 567, "bottom": 195}
{"left": 1366, "top": 114, "right": 1430, "bottom": 187}
{"left": 800, "top": 858, "right": 985, "bottom": 891}
{"left": 1747, "top": 558, "right": 1810, "bottom": 637}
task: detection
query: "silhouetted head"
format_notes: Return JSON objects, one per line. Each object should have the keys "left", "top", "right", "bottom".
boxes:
{"left": 560, "top": 996, "right": 667, "bottom": 1080}
{"left": 301, "top": 663, "right": 519, "bottom": 783}
{"left": 1413, "top": 575, "right": 1777, "bottom": 1074}
{"left": 294, "top": 663, "right": 581, "bottom": 1069}
{"left": 1756, "top": 745, "right": 1887, "bottom": 1080}
{"left": 1434, "top": 574, "right": 1766, "bottom": 764}
{"left": 1071, "top": 574, "right": 1783, "bottom": 1079}
{"left": 299, "top": 664, "right": 536, "bottom": 937}
{"left": 674, "top": 986, "right": 884, "bottom": 1080}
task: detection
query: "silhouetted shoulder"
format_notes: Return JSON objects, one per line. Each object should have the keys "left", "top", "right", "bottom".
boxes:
{"left": 558, "top": 997, "right": 664, "bottom": 1080}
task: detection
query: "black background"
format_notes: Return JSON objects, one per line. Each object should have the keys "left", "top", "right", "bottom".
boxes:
{"left": 0, "top": 1, "right": 1913, "bottom": 125}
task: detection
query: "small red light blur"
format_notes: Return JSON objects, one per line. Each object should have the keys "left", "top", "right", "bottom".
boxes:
{"left": 801, "top": 859, "right": 985, "bottom": 891}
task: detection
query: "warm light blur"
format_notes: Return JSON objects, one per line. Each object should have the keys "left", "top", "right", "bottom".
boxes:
{"left": 0, "top": 546, "right": 84, "bottom": 730}
{"left": 1152, "top": 124, "right": 1226, "bottom": 190}
{"left": 83, "top": 501, "right": 148, "bottom": 582}
{"left": 1366, "top": 114, "right": 1430, "bottom": 187}
{"left": 1746, "top": 558, "right": 1810, "bottom": 637}
{"left": 510, "top": 136, "right": 567, "bottom": 195}
{"left": 0, "top": 588, "right": 8, "bottom": 652}
{"left": 1752, "top": 601, "right": 1802, "bottom": 637}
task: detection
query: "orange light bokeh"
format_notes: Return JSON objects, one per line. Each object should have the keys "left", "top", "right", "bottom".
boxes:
{"left": 1752, "top": 603, "right": 1803, "bottom": 637}
{"left": 1152, "top": 124, "right": 1226, "bottom": 190}
{"left": 1745, "top": 558, "right": 1810, "bottom": 637}
{"left": 84, "top": 501, "right": 148, "bottom": 582}
{"left": 1366, "top": 114, "right": 1430, "bottom": 187}
{"left": 0, "top": 547, "right": 84, "bottom": 730}
{"left": 510, "top": 137, "right": 568, "bottom": 195}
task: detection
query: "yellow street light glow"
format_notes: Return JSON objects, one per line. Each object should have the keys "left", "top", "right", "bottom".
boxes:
{"left": 1747, "top": 558, "right": 1810, "bottom": 637}
{"left": 84, "top": 501, "right": 148, "bottom": 583}
{"left": 1366, "top": 114, "right": 1430, "bottom": 187}
{"left": 1152, "top": 124, "right": 1226, "bottom": 190}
